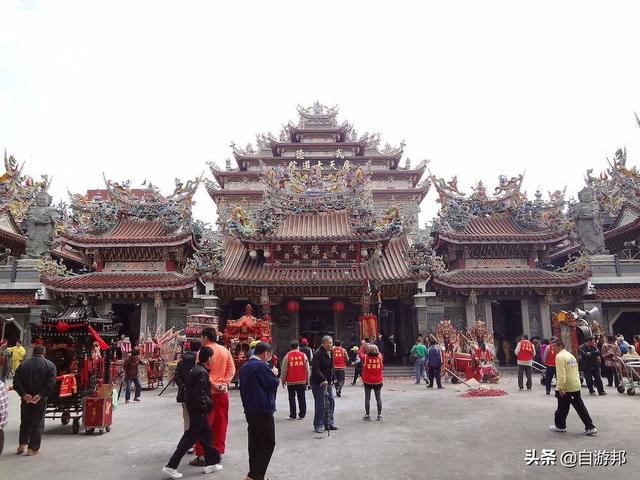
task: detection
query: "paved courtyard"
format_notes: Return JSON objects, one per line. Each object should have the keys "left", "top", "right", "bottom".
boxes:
{"left": 0, "top": 373, "right": 637, "bottom": 480}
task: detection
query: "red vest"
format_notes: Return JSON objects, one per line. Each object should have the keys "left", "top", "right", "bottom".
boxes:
{"left": 517, "top": 340, "right": 534, "bottom": 362}
{"left": 285, "top": 351, "right": 307, "bottom": 384}
{"left": 362, "top": 353, "right": 383, "bottom": 384}
{"left": 332, "top": 347, "right": 347, "bottom": 369}
{"left": 545, "top": 345, "right": 556, "bottom": 366}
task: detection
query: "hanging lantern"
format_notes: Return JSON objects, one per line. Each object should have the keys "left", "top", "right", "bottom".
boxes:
{"left": 361, "top": 249, "right": 368, "bottom": 257}
{"left": 286, "top": 299, "right": 300, "bottom": 313}
{"left": 249, "top": 250, "right": 258, "bottom": 259}
{"left": 263, "top": 250, "right": 271, "bottom": 259}
{"left": 56, "top": 321, "right": 70, "bottom": 333}
{"left": 332, "top": 300, "right": 345, "bottom": 313}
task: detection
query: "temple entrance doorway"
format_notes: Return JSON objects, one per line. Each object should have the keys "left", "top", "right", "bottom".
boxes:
{"left": 491, "top": 300, "right": 523, "bottom": 365}
{"left": 299, "top": 300, "right": 334, "bottom": 350}
{"left": 112, "top": 303, "right": 141, "bottom": 345}
{"left": 612, "top": 312, "right": 640, "bottom": 344}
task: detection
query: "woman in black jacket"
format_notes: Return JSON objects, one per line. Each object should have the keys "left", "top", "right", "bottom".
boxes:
{"left": 174, "top": 341, "right": 201, "bottom": 431}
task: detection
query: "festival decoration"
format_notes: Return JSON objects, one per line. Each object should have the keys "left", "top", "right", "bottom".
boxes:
{"left": 359, "top": 313, "right": 378, "bottom": 339}
{"left": 332, "top": 300, "right": 345, "bottom": 313}
{"left": 286, "top": 300, "right": 300, "bottom": 313}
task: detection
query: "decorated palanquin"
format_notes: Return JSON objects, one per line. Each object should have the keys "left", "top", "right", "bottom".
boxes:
{"left": 551, "top": 310, "right": 603, "bottom": 360}
{"left": 30, "top": 300, "right": 119, "bottom": 433}
{"left": 223, "top": 304, "right": 272, "bottom": 382}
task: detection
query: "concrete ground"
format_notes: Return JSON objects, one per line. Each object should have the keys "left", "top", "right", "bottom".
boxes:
{"left": 0, "top": 373, "right": 637, "bottom": 480}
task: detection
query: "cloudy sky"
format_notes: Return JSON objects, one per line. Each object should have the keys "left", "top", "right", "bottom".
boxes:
{"left": 2, "top": 1, "right": 640, "bottom": 226}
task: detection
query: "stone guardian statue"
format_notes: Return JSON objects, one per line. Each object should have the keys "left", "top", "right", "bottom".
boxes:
{"left": 24, "top": 189, "right": 58, "bottom": 258}
{"left": 571, "top": 186, "right": 608, "bottom": 255}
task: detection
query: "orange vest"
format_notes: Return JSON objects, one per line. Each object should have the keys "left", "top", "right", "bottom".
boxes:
{"left": 332, "top": 347, "right": 347, "bottom": 369}
{"left": 362, "top": 353, "right": 384, "bottom": 384}
{"left": 285, "top": 351, "right": 307, "bottom": 384}
{"left": 517, "top": 340, "right": 534, "bottom": 362}
{"left": 545, "top": 345, "right": 556, "bottom": 367}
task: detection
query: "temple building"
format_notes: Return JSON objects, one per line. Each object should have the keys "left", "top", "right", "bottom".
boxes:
{"left": 550, "top": 147, "right": 640, "bottom": 340}
{"left": 427, "top": 173, "right": 591, "bottom": 357}
{"left": 206, "top": 103, "right": 436, "bottom": 357}
{"left": 40, "top": 177, "right": 208, "bottom": 344}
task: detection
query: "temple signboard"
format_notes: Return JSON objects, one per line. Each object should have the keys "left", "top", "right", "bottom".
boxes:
{"left": 104, "top": 261, "right": 166, "bottom": 272}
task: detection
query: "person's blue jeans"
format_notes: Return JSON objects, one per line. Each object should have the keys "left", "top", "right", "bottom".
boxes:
{"left": 414, "top": 358, "right": 426, "bottom": 383}
{"left": 311, "top": 383, "right": 335, "bottom": 431}
{"left": 125, "top": 377, "right": 142, "bottom": 401}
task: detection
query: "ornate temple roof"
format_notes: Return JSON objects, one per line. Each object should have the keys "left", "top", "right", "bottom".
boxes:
{"left": 42, "top": 271, "right": 196, "bottom": 293}
{"left": 431, "top": 172, "right": 568, "bottom": 245}
{"left": 64, "top": 218, "right": 193, "bottom": 248}
{"left": 63, "top": 175, "right": 201, "bottom": 249}
{"left": 593, "top": 285, "right": 640, "bottom": 302}
{"left": 0, "top": 292, "right": 37, "bottom": 307}
{"left": 433, "top": 268, "right": 589, "bottom": 290}
{"left": 437, "top": 216, "right": 567, "bottom": 245}
{"left": 214, "top": 235, "right": 414, "bottom": 287}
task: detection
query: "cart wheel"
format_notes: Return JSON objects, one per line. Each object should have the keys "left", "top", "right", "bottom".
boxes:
{"left": 627, "top": 388, "right": 636, "bottom": 396}
{"left": 450, "top": 376, "right": 459, "bottom": 384}
{"left": 540, "top": 377, "right": 546, "bottom": 385}
{"left": 86, "top": 428, "right": 95, "bottom": 435}
{"left": 99, "top": 428, "right": 104, "bottom": 435}
{"left": 61, "top": 410, "right": 71, "bottom": 425}
{"left": 617, "top": 386, "right": 625, "bottom": 394}
{"left": 105, "top": 426, "right": 111, "bottom": 433}
{"left": 72, "top": 418, "right": 80, "bottom": 434}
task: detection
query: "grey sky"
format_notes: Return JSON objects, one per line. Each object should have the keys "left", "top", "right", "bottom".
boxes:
{"left": 1, "top": 0, "right": 639, "bottom": 226}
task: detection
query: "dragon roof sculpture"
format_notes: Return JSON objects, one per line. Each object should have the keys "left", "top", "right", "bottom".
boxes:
{"left": 67, "top": 175, "right": 201, "bottom": 234}
{"left": 0, "top": 150, "right": 52, "bottom": 224}
{"left": 430, "top": 171, "right": 567, "bottom": 231}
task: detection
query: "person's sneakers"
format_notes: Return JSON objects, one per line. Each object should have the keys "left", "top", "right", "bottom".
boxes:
{"left": 585, "top": 428, "right": 598, "bottom": 436}
{"left": 314, "top": 428, "right": 324, "bottom": 433}
{"left": 125, "top": 400, "right": 130, "bottom": 404}
{"left": 589, "top": 391, "right": 596, "bottom": 395}
{"left": 187, "top": 448, "right": 195, "bottom": 455}
{"left": 599, "top": 392, "right": 607, "bottom": 396}
{"left": 16, "top": 444, "right": 26, "bottom": 454}
{"left": 26, "top": 449, "right": 39, "bottom": 456}
{"left": 189, "top": 457, "right": 206, "bottom": 466}
{"left": 415, "top": 381, "right": 420, "bottom": 384}
{"left": 328, "top": 425, "right": 338, "bottom": 430}
{"left": 437, "top": 386, "right": 445, "bottom": 389}
{"left": 287, "top": 416, "right": 297, "bottom": 420}
{"left": 162, "top": 466, "right": 184, "bottom": 479}
{"left": 519, "top": 388, "right": 523, "bottom": 391}
{"left": 548, "top": 425, "right": 567, "bottom": 433}
{"left": 546, "top": 391, "right": 550, "bottom": 395}
{"left": 363, "top": 415, "right": 371, "bottom": 421}
{"left": 377, "top": 415, "right": 383, "bottom": 421}
{"left": 134, "top": 397, "right": 141, "bottom": 402}
{"left": 203, "top": 464, "right": 223, "bottom": 474}
{"left": 298, "top": 415, "right": 305, "bottom": 420}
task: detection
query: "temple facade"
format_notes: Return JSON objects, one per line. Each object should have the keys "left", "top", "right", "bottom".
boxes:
{"left": 206, "top": 103, "right": 435, "bottom": 357}
{"left": 426, "top": 174, "right": 590, "bottom": 361}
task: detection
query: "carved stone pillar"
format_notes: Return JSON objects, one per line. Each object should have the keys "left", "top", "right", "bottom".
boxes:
{"left": 465, "top": 297, "right": 476, "bottom": 330}
{"left": 521, "top": 298, "right": 531, "bottom": 337}
{"left": 539, "top": 296, "right": 552, "bottom": 339}
{"left": 483, "top": 299, "right": 494, "bottom": 333}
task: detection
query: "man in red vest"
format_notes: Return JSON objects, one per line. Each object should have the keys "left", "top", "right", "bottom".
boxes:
{"left": 332, "top": 340, "right": 349, "bottom": 397}
{"left": 515, "top": 334, "right": 536, "bottom": 390}
{"left": 281, "top": 341, "right": 310, "bottom": 420}
{"left": 543, "top": 337, "right": 558, "bottom": 395}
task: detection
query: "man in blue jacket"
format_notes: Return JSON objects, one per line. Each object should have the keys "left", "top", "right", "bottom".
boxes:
{"left": 240, "top": 342, "right": 279, "bottom": 480}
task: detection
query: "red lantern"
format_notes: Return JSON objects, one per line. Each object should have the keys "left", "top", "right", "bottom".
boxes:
{"left": 286, "top": 300, "right": 300, "bottom": 313}
{"left": 56, "top": 321, "right": 70, "bottom": 333}
{"left": 332, "top": 300, "right": 345, "bottom": 313}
